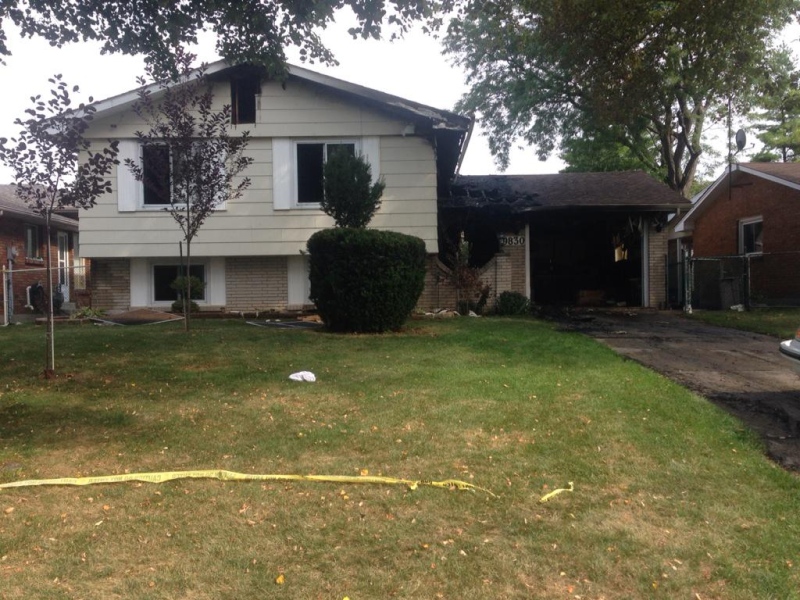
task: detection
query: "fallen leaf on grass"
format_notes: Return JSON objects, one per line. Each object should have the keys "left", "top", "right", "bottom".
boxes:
{"left": 275, "top": 574, "right": 285, "bottom": 585}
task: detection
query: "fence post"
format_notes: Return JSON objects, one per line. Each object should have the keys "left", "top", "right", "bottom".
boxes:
{"left": 683, "top": 251, "right": 693, "bottom": 313}
{"left": 745, "top": 254, "right": 751, "bottom": 310}
{"left": 2, "top": 266, "right": 7, "bottom": 326}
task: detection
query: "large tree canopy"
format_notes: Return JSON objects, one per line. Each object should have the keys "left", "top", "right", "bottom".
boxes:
{"left": 1, "top": 0, "right": 446, "bottom": 77}
{"left": 444, "top": 0, "right": 798, "bottom": 196}
{"left": 750, "top": 48, "right": 800, "bottom": 162}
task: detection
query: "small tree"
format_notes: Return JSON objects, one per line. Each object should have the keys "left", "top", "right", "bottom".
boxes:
{"left": 126, "top": 51, "right": 253, "bottom": 330}
{"left": 321, "top": 151, "right": 385, "bottom": 228}
{"left": 0, "top": 75, "right": 118, "bottom": 378}
{"left": 308, "top": 147, "right": 427, "bottom": 332}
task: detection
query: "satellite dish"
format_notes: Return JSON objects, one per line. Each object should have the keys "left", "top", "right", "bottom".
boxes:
{"left": 735, "top": 129, "right": 747, "bottom": 152}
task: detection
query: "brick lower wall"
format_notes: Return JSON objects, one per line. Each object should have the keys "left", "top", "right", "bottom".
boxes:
{"left": 648, "top": 226, "right": 668, "bottom": 308}
{"left": 417, "top": 244, "right": 527, "bottom": 312}
{"left": 91, "top": 258, "right": 131, "bottom": 311}
{"left": 225, "top": 256, "right": 288, "bottom": 312}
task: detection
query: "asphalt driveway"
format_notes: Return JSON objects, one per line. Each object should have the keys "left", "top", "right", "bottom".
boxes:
{"left": 559, "top": 309, "right": 800, "bottom": 470}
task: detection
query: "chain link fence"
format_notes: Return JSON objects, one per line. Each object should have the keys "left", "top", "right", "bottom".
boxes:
{"left": 668, "top": 251, "right": 800, "bottom": 310}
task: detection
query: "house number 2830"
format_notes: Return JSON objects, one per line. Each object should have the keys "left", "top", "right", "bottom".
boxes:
{"left": 498, "top": 235, "right": 525, "bottom": 247}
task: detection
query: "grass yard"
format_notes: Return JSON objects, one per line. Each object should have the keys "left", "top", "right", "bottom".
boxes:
{"left": 688, "top": 307, "right": 800, "bottom": 339}
{"left": 1, "top": 318, "right": 799, "bottom": 599}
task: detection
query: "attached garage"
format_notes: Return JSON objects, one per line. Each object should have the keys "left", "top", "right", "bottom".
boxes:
{"left": 439, "top": 172, "right": 689, "bottom": 308}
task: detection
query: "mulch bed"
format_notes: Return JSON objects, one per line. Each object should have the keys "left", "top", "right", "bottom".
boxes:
{"left": 92, "top": 308, "right": 185, "bottom": 326}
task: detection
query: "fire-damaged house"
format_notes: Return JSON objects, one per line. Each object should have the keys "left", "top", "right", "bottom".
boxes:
{"left": 70, "top": 62, "right": 688, "bottom": 313}
{"left": 436, "top": 172, "right": 690, "bottom": 309}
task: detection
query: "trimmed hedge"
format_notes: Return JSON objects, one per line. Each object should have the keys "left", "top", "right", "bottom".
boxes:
{"left": 307, "top": 228, "right": 427, "bottom": 333}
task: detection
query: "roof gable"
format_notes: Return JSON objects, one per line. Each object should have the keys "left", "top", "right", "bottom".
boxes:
{"left": 673, "top": 163, "right": 800, "bottom": 234}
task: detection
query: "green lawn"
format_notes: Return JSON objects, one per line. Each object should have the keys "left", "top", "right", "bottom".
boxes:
{"left": 1, "top": 318, "right": 799, "bottom": 599}
{"left": 687, "top": 307, "right": 800, "bottom": 339}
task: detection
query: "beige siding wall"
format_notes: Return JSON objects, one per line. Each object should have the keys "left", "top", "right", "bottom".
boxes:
{"left": 81, "top": 79, "right": 439, "bottom": 259}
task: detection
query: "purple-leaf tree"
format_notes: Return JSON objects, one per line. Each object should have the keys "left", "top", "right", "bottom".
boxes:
{"left": 0, "top": 74, "right": 118, "bottom": 378}
{"left": 126, "top": 51, "right": 253, "bottom": 330}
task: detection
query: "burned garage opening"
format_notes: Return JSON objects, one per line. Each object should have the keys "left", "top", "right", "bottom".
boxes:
{"left": 441, "top": 172, "right": 689, "bottom": 309}
{"left": 530, "top": 211, "right": 642, "bottom": 306}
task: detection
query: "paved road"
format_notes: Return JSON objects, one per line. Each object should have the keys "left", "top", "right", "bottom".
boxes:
{"left": 559, "top": 309, "right": 800, "bottom": 469}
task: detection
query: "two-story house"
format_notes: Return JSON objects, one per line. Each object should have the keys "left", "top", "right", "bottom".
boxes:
{"left": 80, "top": 62, "right": 471, "bottom": 314}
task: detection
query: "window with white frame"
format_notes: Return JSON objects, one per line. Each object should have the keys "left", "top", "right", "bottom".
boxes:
{"left": 152, "top": 264, "right": 206, "bottom": 303}
{"left": 739, "top": 217, "right": 763, "bottom": 255}
{"left": 272, "top": 137, "right": 380, "bottom": 210}
{"left": 296, "top": 141, "right": 356, "bottom": 204}
{"left": 117, "top": 140, "right": 228, "bottom": 212}
{"left": 24, "top": 224, "right": 40, "bottom": 258}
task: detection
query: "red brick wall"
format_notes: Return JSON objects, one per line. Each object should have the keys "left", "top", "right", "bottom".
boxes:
{"left": 1, "top": 218, "right": 75, "bottom": 316}
{"left": 693, "top": 174, "right": 800, "bottom": 256}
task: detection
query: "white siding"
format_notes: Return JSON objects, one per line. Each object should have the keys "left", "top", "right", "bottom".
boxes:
{"left": 81, "top": 79, "right": 440, "bottom": 258}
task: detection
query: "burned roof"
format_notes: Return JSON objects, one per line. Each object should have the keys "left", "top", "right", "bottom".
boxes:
{"left": 0, "top": 185, "right": 79, "bottom": 230}
{"left": 443, "top": 171, "right": 690, "bottom": 214}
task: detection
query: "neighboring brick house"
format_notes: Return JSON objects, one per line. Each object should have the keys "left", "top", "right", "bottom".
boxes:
{"left": 672, "top": 162, "right": 800, "bottom": 307}
{"left": 0, "top": 185, "right": 87, "bottom": 321}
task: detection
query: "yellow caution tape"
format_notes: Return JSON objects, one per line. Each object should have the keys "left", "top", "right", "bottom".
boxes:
{"left": 0, "top": 469, "right": 496, "bottom": 497}
{"left": 538, "top": 481, "right": 574, "bottom": 503}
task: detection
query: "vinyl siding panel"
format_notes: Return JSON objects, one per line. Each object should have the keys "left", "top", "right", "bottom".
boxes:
{"left": 82, "top": 81, "right": 440, "bottom": 257}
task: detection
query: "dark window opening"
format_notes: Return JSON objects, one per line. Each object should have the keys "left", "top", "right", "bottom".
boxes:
{"left": 296, "top": 142, "right": 356, "bottom": 204}
{"left": 231, "top": 76, "right": 260, "bottom": 125}
{"left": 143, "top": 145, "right": 171, "bottom": 205}
{"left": 741, "top": 219, "right": 763, "bottom": 254}
{"left": 24, "top": 224, "right": 40, "bottom": 258}
{"left": 153, "top": 264, "right": 205, "bottom": 302}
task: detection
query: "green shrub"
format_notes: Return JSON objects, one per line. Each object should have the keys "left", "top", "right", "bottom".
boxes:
{"left": 170, "top": 275, "right": 205, "bottom": 313}
{"left": 307, "top": 228, "right": 427, "bottom": 332}
{"left": 321, "top": 151, "right": 385, "bottom": 229}
{"left": 495, "top": 291, "right": 530, "bottom": 315}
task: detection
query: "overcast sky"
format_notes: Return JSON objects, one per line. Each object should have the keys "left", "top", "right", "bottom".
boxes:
{"left": 0, "top": 14, "right": 566, "bottom": 185}
{"left": 0, "top": 13, "right": 796, "bottom": 185}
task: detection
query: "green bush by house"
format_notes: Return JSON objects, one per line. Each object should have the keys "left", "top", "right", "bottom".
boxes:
{"left": 307, "top": 228, "right": 426, "bottom": 332}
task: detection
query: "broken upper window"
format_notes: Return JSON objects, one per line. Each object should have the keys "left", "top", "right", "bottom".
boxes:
{"left": 296, "top": 142, "right": 356, "bottom": 204}
{"left": 231, "top": 76, "right": 260, "bottom": 125}
{"left": 142, "top": 144, "right": 171, "bottom": 205}
{"left": 739, "top": 217, "right": 763, "bottom": 255}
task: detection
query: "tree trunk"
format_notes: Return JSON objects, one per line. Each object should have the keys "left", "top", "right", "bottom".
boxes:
{"left": 44, "top": 216, "right": 55, "bottom": 378}
{"left": 185, "top": 239, "right": 191, "bottom": 332}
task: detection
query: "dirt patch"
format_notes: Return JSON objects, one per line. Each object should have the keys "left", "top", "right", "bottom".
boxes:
{"left": 556, "top": 309, "right": 800, "bottom": 471}
{"left": 93, "top": 308, "right": 184, "bottom": 325}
